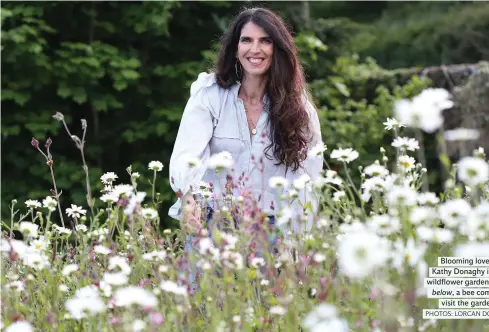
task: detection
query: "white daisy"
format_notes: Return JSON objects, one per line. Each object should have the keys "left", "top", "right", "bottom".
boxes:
{"left": 330, "top": 148, "right": 359, "bottom": 163}
{"left": 100, "top": 172, "right": 118, "bottom": 185}
{"left": 395, "top": 88, "right": 453, "bottom": 133}
{"left": 383, "top": 118, "right": 406, "bottom": 131}
{"left": 392, "top": 137, "right": 419, "bottom": 151}
{"left": 62, "top": 264, "right": 79, "bottom": 276}
{"left": 417, "top": 192, "right": 440, "bottom": 205}
{"left": 269, "top": 305, "right": 287, "bottom": 316}
{"left": 208, "top": 151, "right": 234, "bottom": 170}
{"left": 332, "top": 191, "right": 346, "bottom": 202}
{"left": 363, "top": 163, "right": 389, "bottom": 177}
{"left": 5, "top": 321, "right": 34, "bottom": 332}
{"left": 439, "top": 199, "right": 472, "bottom": 228}
{"left": 457, "top": 157, "right": 489, "bottom": 186}
{"left": 25, "top": 199, "right": 41, "bottom": 209}
{"left": 308, "top": 141, "right": 327, "bottom": 159}
{"left": 160, "top": 280, "right": 188, "bottom": 296}
{"left": 65, "top": 204, "right": 87, "bottom": 219}
{"left": 42, "top": 196, "right": 57, "bottom": 212}
{"left": 337, "top": 231, "right": 389, "bottom": 279}
{"left": 141, "top": 208, "right": 158, "bottom": 220}
{"left": 397, "top": 155, "right": 416, "bottom": 171}
{"left": 114, "top": 286, "right": 158, "bottom": 308}
{"left": 269, "top": 176, "right": 289, "bottom": 188}
{"left": 19, "top": 222, "right": 39, "bottom": 238}
{"left": 148, "top": 161, "right": 164, "bottom": 172}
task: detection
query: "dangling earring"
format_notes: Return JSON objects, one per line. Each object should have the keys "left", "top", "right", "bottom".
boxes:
{"left": 235, "top": 58, "right": 242, "bottom": 81}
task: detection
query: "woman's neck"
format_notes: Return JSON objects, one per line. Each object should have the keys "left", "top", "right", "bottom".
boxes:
{"left": 238, "top": 74, "right": 268, "bottom": 104}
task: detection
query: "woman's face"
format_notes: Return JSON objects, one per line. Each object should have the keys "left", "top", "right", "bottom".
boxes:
{"left": 237, "top": 22, "right": 274, "bottom": 78}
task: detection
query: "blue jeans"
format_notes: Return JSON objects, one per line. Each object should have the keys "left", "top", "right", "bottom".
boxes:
{"left": 183, "top": 207, "right": 277, "bottom": 292}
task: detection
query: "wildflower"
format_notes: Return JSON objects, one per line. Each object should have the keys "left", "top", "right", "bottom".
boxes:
{"left": 293, "top": 174, "right": 311, "bottom": 190}
{"left": 131, "top": 172, "right": 140, "bottom": 180}
{"left": 65, "top": 285, "right": 106, "bottom": 319}
{"left": 417, "top": 192, "right": 440, "bottom": 205}
{"left": 124, "top": 191, "right": 147, "bottom": 216}
{"left": 260, "top": 279, "right": 269, "bottom": 286}
{"left": 100, "top": 172, "right": 118, "bottom": 185}
{"left": 132, "top": 320, "right": 146, "bottom": 332}
{"left": 410, "top": 206, "right": 438, "bottom": 225}
{"left": 363, "top": 163, "right": 388, "bottom": 177}
{"left": 461, "top": 203, "right": 489, "bottom": 240}
{"left": 473, "top": 147, "right": 485, "bottom": 159}
{"left": 149, "top": 312, "right": 165, "bottom": 325}
{"left": 367, "top": 215, "right": 401, "bottom": 236}
{"left": 416, "top": 226, "right": 453, "bottom": 243}
{"left": 276, "top": 207, "right": 293, "bottom": 226}
{"left": 108, "top": 256, "right": 131, "bottom": 275}
{"left": 25, "top": 199, "right": 41, "bottom": 209}
{"left": 330, "top": 148, "right": 359, "bottom": 163}
{"left": 42, "top": 196, "right": 57, "bottom": 212}
{"left": 59, "top": 284, "right": 69, "bottom": 292}
{"left": 251, "top": 257, "right": 266, "bottom": 268}
{"left": 160, "top": 280, "right": 188, "bottom": 296}
{"left": 308, "top": 141, "right": 327, "bottom": 159}
{"left": 73, "top": 225, "right": 86, "bottom": 233}
{"left": 148, "top": 161, "right": 164, "bottom": 172}
{"left": 387, "top": 186, "right": 417, "bottom": 207}
{"left": 439, "top": 199, "right": 472, "bottom": 228}
{"left": 383, "top": 118, "right": 405, "bottom": 131}
{"left": 93, "top": 245, "right": 111, "bottom": 255}
{"left": 5, "top": 321, "right": 34, "bottom": 332}
{"left": 392, "top": 137, "right": 419, "bottom": 151}
{"left": 114, "top": 286, "right": 158, "bottom": 308}
{"left": 457, "top": 157, "right": 489, "bottom": 186}
{"left": 391, "top": 238, "right": 427, "bottom": 271}
{"left": 313, "top": 253, "right": 326, "bottom": 263}
{"left": 444, "top": 128, "right": 480, "bottom": 141}
{"left": 269, "top": 306, "right": 287, "bottom": 316}
{"left": 66, "top": 204, "right": 87, "bottom": 219}
{"left": 303, "top": 304, "right": 348, "bottom": 332}
{"left": 100, "top": 193, "right": 118, "bottom": 203}
{"left": 397, "top": 155, "right": 416, "bottom": 171}
{"left": 208, "top": 151, "right": 234, "bottom": 170}
{"left": 31, "top": 236, "right": 48, "bottom": 251}
{"left": 141, "top": 208, "right": 158, "bottom": 220}
{"left": 111, "top": 184, "right": 134, "bottom": 197}
{"left": 62, "top": 264, "right": 79, "bottom": 276}
{"left": 184, "top": 155, "right": 202, "bottom": 168}
{"left": 19, "top": 222, "right": 39, "bottom": 238}
{"left": 142, "top": 250, "right": 167, "bottom": 261}
{"left": 361, "top": 177, "right": 386, "bottom": 202}
{"left": 103, "top": 272, "right": 128, "bottom": 286}
{"left": 395, "top": 88, "right": 453, "bottom": 133}
{"left": 337, "top": 231, "right": 389, "bottom": 279}
{"left": 332, "top": 191, "right": 346, "bottom": 202}
{"left": 22, "top": 251, "right": 50, "bottom": 270}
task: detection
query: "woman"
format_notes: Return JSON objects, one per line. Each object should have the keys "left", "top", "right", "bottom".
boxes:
{"left": 169, "top": 7, "right": 323, "bottom": 286}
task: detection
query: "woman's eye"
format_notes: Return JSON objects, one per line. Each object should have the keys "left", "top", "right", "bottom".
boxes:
{"left": 262, "top": 39, "right": 272, "bottom": 44}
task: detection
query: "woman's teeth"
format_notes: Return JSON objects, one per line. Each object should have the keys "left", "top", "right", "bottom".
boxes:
{"left": 249, "top": 58, "right": 263, "bottom": 64}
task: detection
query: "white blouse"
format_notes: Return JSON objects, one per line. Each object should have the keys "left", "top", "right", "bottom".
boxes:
{"left": 168, "top": 72, "right": 323, "bottom": 232}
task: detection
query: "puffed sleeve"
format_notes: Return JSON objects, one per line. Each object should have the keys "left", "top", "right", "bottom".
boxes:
{"left": 168, "top": 72, "right": 219, "bottom": 220}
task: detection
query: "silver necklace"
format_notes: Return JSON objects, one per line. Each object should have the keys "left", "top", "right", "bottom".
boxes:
{"left": 244, "top": 104, "right": 259, "bottom": 135}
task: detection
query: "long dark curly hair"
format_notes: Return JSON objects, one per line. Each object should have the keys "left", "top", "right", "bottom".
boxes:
{"left": 214, "top": 7, "right": 312, "bottom": 173}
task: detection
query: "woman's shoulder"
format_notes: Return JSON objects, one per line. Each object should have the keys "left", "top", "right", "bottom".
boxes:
{"left": 190, "top": 72, "right": 233, "bottom": 98}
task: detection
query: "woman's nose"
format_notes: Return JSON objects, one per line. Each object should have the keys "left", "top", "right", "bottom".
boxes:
{"left": 251, "top": 41, "right": 261, "bottom": 53}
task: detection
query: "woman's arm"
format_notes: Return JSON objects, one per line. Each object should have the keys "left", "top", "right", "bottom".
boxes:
{"left": 169, "top": 73, "right": 217, "bottom": 219}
